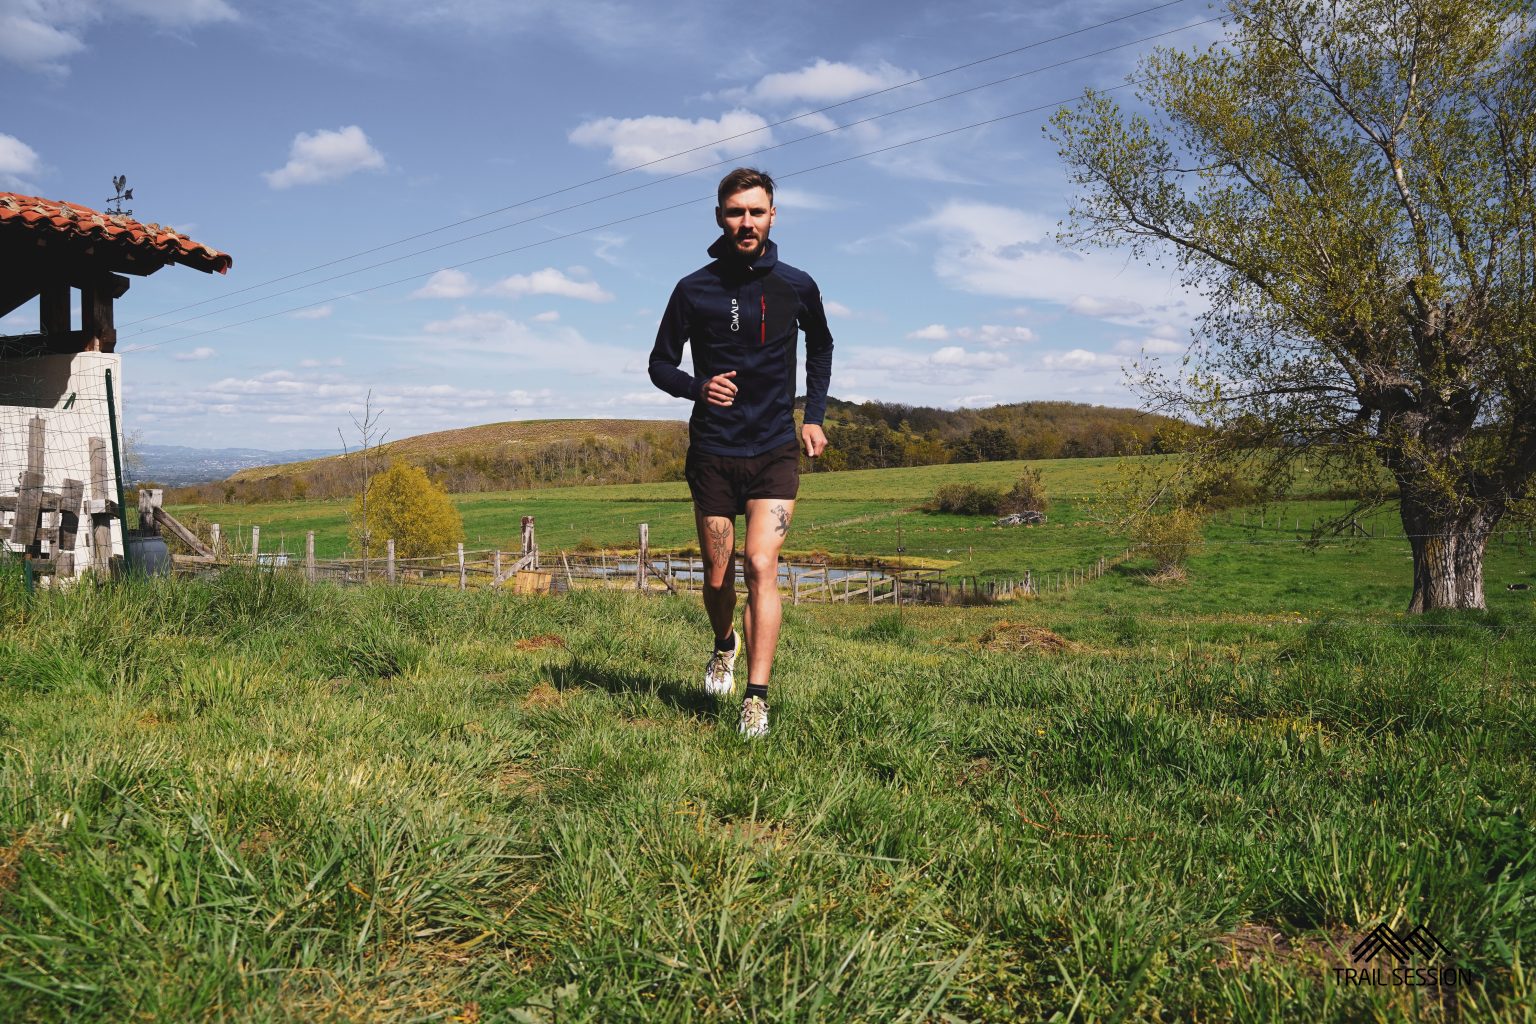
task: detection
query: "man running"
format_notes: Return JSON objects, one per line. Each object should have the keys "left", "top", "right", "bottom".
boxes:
{"left": 648, "top": 167, "right": 834, "bottom": 737}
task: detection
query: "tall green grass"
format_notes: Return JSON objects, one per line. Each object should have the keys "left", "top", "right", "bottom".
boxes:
{"left": 1, "top": 567, "right": 1531, "bottom": 1021}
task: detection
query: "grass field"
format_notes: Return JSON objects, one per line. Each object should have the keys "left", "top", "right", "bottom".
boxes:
{"left": 0, "top": 554, "right": 1532, "bottom": 1022}
{"left": 5, "top": 458, "right": 1533, "bottom": 1020}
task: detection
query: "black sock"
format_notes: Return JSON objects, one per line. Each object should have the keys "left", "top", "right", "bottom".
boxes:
{"left": 745, "top": 683, "right": 768, "bottom": 702}
{"left": 714, "top": 630, "right": 736, "bottom": 653}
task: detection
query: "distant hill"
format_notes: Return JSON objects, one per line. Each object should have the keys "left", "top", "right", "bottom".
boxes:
{"left": 167, "top": 401, "right": 1187, "bottom": 504}
{"left": 135, "top": 444, "right": 337, "bottom": 487}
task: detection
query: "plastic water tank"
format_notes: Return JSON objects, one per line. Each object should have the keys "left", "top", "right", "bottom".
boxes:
{"left": 125, "top": 534, "right": 172, "bottom": 576}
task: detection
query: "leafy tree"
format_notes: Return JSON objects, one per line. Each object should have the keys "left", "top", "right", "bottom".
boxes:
{"left": 1053, "top": 0, "right": 1536, "bottom": 610}
{"left": 950, "top": 426, "right": 1019, "bottom": 463}
{"left": 349, "top": 462, "right": 464, "bottom": 559}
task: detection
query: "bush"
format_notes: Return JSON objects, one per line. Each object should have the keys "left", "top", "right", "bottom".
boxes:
{"left": 350, "top": 462, "right": 465, "bottom": 559}
{"left": 1131, "top": 506, "right": 1206, "bottom": 573}
{"left": 926, "top": 483, "right": 1005, "bottom": 516}
{"left": 1000, "top": 467, "right": 1049, "bottom": 516}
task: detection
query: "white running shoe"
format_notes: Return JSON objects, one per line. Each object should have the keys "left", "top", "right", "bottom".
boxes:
{"left": 703, "top": 637, "right": 737, "bottom": 696}
{"left": 738, "top": 695, "right": 769, "bottom": 738}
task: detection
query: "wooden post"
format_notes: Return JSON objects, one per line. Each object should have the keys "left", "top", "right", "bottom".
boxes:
{"left": 791, "top": 565, "right": 799, "bottom": 605}
{"left": 637, "top": 523, "right": 649, "bottom": 590}
{"left": 306, "top": 531, "right": 316, "bottom": 582}
{"left": 867, "top": 570, "right": 874, "bottom": 604}
{"left": 494, "top": 550, "right": 502, "bottom": 582}
{"left": 458, "top": 543, "right": 466, "bottom": 591}
{"left": 210, "top": 523, "right": 221, "bottom": 557}
{"left": 251, "top": 526, "right": 260, "bottom": 564}
{"left": 137, "top": 489, "right": 163, "bottom": 535}
{"left": 521, "top": 516, "right": 536, "bottom": 569}
{"left": 384, "top": 539, "right": 395, "bottom": 583}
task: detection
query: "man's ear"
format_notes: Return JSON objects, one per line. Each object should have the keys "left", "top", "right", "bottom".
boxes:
{"left": 715, "top": 206, "right": 725, "bottom": 229}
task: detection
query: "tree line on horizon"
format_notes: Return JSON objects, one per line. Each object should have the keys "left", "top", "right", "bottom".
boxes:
{"left": 162, "top": 399, "right": 1187, "bottom": 505}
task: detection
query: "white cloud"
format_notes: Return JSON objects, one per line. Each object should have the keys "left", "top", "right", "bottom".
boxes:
{"left": 773, "top": 186, "right": 840, "bottom": 211}
{"left": 488, "top": 268, "right": 613, "bottom": 303}
{"left": 532, "top": 310, "right": 561, "bottom": 322}
{"left": 0, "top": 132, "right": 40, "bottom": 187}
{"left": 749, "top": 59, "right": 913, "bottom": 104}
{"left": 1042, "top": 348, "right": 1125, "bottom": 373}
{"left": 931, "top": 346, "right": 1007, "bottom": 368}
{"left": 264, "top": 126, "right": 386, "bottom": 189}
{"left": 823, "top": 300, "right": 852, "bottom": 318}
{"left": 914, "top": 201, "right": 1199, "bottom": 326}
{"left": 957, "top": 324, "right": 1036, "bottom": 347}
{"left": 173, "top": 346, "right": 216, "bottom": 361}
{"left": 412, "top": 269, "right": 476, "bottom": 299}
{"left": 291, "top": 305, "right": 333, "bottom": 319}
{"left": 907, "top": 323, "right": 950, "bottom": 341}
{"left": 1112, "top": 337, "right": 1184, "bottom": 356}
{"left": 1, "top": 0, "right": 235, "bottom": 72}
{"left": 1070, "top": 296, "right": 1146, "bottom": 318}
{"left": 569, "top": 109, "right": 771, "bottom": 175}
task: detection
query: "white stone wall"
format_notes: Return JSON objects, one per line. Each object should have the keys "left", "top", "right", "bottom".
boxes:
{"left": 1, "top": 352, "right": 125, "bottom": 577}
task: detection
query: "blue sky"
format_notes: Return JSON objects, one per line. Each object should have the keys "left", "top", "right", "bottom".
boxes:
{"left": 2, "top": 0, "right": 1222, "bottom": 450}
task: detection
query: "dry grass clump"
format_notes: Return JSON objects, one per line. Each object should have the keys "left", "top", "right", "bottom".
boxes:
{"left": 978, "top": 621, "right": 1083, "bottom": 654}
{"left": 1148, "top": 565, "right": 1189, "bottom": 587}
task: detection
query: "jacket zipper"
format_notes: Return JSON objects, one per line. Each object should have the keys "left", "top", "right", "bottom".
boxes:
{"left": 760, "top": 294, "right": 766, "bottom": 345}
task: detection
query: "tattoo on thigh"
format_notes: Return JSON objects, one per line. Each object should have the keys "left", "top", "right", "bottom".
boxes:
{"left": 707, "top": 520, "right": 732, "bottom": 562}
{"left": 772, "top": 504, "right": 791, "bottom": 537}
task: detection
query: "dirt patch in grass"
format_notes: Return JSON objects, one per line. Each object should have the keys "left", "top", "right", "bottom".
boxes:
{"left": 493, "top": 762, "right": 543, "bottom": 797}
{"left": 1208, "top": 921, "right": 1352, "bottom": 973}
{"left": 978, "top": 621, "right": 1084, "bottom": 654}
{"left": 239, "top": 827, "right": 278, "bottom": 857}
{"left": 521, "top": 682, "right": 565, "bottom": 709}
{"left": 515, "top": 634, "right": 567, "bottom": 652}
{"left": 955, "top": 756, "right": 996, "bottom": 788}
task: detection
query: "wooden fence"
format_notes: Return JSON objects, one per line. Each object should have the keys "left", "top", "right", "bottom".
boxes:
{"left": 146, "top": 496, "right": 1118, "bottom": 607}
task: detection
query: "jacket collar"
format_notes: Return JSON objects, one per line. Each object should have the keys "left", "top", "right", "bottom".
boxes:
{"left": 708, "top": 236, "right": 778, "bottom": 274}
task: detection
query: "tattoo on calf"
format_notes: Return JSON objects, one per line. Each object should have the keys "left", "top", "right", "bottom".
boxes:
{"left": 707, "top": 520, "right": 732, "bottom": 563}
{"left": 772, "top": 504, "right": 791, "bottom": 537}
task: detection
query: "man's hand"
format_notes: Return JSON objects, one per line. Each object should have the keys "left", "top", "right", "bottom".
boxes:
{"left": 701, "top": 371, "right": 738, "bottom": 407}
{"left": 802, "top": 423, "right": 828, "bottom": 458}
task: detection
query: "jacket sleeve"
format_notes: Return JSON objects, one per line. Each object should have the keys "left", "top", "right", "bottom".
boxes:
{"left": 799, "top": 280, "right": 834, "bottom": 426}
{"left": 648, "top": 282, "right": 700, "bottom": 401}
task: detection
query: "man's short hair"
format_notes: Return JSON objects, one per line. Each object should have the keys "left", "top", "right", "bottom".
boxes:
{"left": 717, "top": 167, "right": 775, "bottom": 208}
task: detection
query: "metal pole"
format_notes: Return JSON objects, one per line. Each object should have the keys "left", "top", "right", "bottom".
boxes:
{"left": 104, "top": 369, "right": 130, "bottom": 573}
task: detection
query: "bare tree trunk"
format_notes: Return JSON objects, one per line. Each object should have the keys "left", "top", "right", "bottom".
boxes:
{"left": 1400, "top": 489, "right": 1499, "bottom": 612}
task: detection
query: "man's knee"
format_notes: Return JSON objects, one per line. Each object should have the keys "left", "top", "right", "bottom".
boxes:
{"left": 745, "top": 550, "right": 779, "bottom": 587}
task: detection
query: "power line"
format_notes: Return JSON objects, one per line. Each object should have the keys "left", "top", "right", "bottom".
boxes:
{"left": 125, "top": 80, "right": 1143, "bottom": 353}
{"left": 119, "top": 14, "right": 1222, "bottom": 344}
{"left": 120, "top": 0, "right": 1197, "bottom": 330}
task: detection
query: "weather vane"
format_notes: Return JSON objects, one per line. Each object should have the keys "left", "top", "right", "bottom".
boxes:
{"left": 106, "top": 175, "right": 133, "bottom": 217}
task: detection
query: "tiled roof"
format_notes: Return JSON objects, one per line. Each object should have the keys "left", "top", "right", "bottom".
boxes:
{"left": 0, "top": 192, "right": 232, "bottom": 274}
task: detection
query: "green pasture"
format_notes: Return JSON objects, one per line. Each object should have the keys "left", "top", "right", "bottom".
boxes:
{"left": 169, "top": 457, "right": 1536, "bottom": 619}
{"left": 0, "top": 553, "right": 1531, "bottom": 1021}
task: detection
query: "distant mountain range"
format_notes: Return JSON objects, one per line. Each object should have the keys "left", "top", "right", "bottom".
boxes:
{"left": 134, "top": 444, "right": 337, "bottom": 487}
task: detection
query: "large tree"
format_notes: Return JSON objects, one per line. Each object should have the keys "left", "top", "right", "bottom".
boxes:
{"left": 1053, "top": 0, "right": 1536, "bottom": 610}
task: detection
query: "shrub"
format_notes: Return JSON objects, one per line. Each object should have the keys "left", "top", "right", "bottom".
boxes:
{"left": 1000, "top": 467, "right": 1049, "bottom": 516}
{"left": 350, "top": 462, "right": 464, "bottom": 559}
{"left": 926, "top": 483, "right": 1005, "bottom": 516}
{"left": 1131, "top": 506, "right": 1206, "bottom": 573}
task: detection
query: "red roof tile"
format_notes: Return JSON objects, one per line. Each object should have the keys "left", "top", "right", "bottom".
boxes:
{"left": 0, "top": 192, "right": 232, "bottom": 275}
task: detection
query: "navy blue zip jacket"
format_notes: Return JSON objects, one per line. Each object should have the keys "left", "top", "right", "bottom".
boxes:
{"left": 649, "top": 236, "right": 834, "bottom": 457}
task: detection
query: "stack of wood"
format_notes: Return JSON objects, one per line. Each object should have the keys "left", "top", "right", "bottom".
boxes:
{"left": 1, "top": 415, "right": 119, "bottom": 580}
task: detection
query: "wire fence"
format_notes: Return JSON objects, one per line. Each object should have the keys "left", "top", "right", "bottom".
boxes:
{"left": 0, "top": 354, "right": 128, "bottom": 583}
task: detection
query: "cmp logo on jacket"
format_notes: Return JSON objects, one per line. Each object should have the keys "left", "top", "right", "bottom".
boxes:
{"left": 730, "top": 298, "right": 740, "bottom": 332}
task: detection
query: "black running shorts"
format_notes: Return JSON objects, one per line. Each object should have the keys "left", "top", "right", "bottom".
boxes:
{"left": 686, "top": 439, "right": 801, "bottom": 518}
